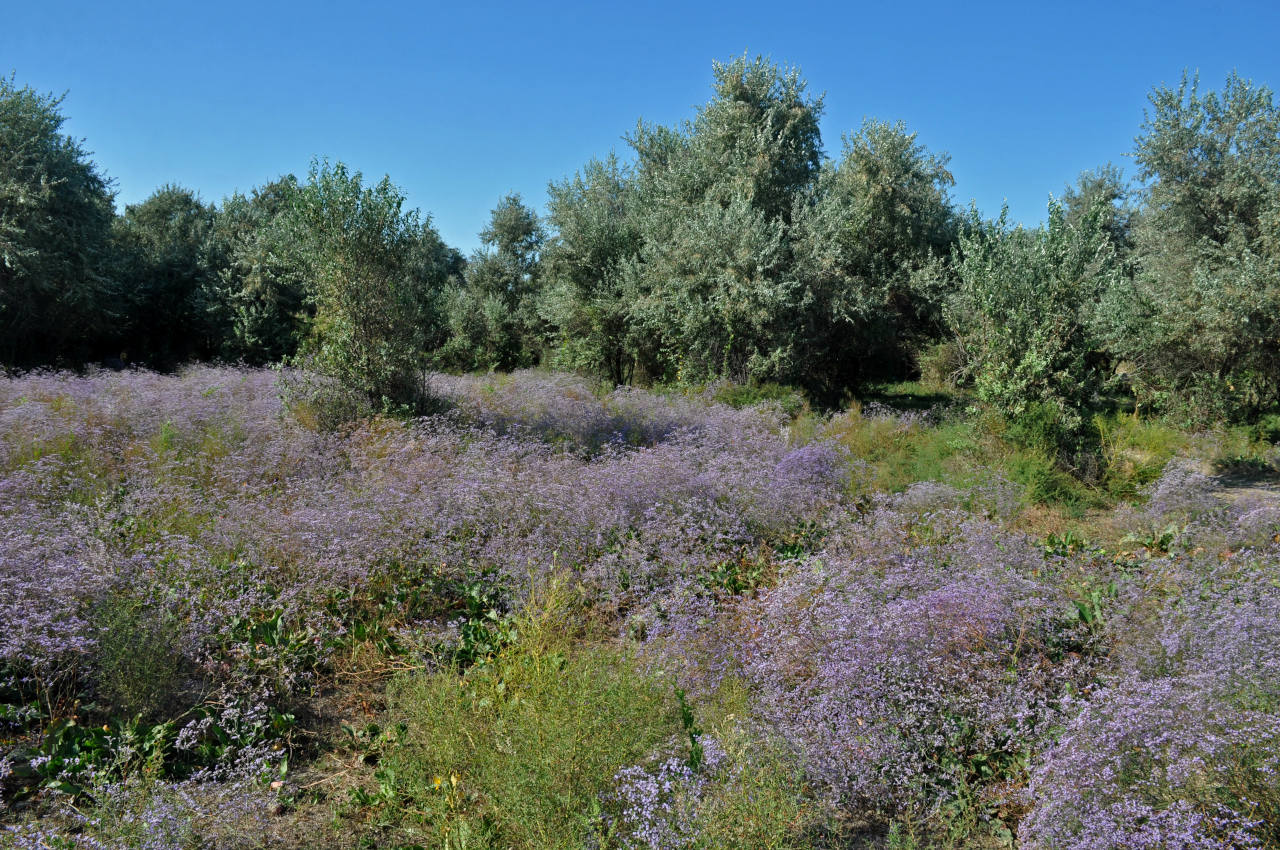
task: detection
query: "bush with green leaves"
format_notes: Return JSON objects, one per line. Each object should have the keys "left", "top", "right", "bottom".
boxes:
{"left": 374, "top": 579, "right": 680, "bottom": 849}
{"left": 949, "top": 200, "right": 1121, "bottom": 451}
{"left": 539, "top": 58, "right": 957, "bottom": 399}
{"left": 1096, "top": 72, "right": 1280, "bottom": 421}
{"left": 1060, "top": 163, "right": 1134, "bottom": 257}
{"left": 92, "top": 591, "right": 192, "bottom": 722}
{"left": 629, "top": 193, "right": 799, "bottom": 385}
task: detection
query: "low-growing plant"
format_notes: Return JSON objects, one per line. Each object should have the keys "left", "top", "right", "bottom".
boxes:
{"left": 1253, "top": 412, "right": 1280, "bottom": 445}
{"left": 651, "top": 677, "right": 824, "bottom": 848}
{"left": 916, "top": 339, "right": 967, "bottom": 392}
{"left": 447, "top": 573, "right": 520, "bottom": 668}
{"left": 699, "top": 549, "right": 774, "bottom": 597}
{"left": 6, "top": 365, "right": 1280, "bottom": 848}
{"left": 1, "top": 774, "right": 276, "bottom": 849}
{"left": 723, "top": 513, "right": 1098, "bottom": 836}
{"left": 711, "top": 381, "right": 809, "bottom": 418}
{"left": 1005, "top": 449, "right": 1101, "bottom": 510}
{"left": 92, "top": 591, "right": 192, "bottom": 722}
{"left": 369, "top": 578, "right": 680, "bottom": 849}
{"left": 276, "top": 360, "right": 374, "bottom": 431}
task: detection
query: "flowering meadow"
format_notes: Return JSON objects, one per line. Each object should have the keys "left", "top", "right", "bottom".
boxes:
{"left": 1, "top": 367, "right": 1278, "bottom": 848}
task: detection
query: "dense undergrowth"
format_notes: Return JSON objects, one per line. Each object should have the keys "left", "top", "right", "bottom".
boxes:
{"left": 2, "top": 367, "right": 1278, "bottom": 848}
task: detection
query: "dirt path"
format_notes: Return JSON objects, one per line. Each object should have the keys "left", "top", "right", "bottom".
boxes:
{"left": 1214, "top": 472, "right": 1280, "bottom": 508}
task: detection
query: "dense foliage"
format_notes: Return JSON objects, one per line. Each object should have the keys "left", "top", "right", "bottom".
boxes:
{"left": 948, "top": 200, "right": 1122, "bottom": 453}
{"left": 792, "top": 120, "right": 957, "bottom": 398}
{"left": 5, "top": 60, "right": 1279, "bottom": 433}
{"left": 287, "top": 160, "right": 455, "bottom": 410}
{"left": 112, "top": 185, "right": 223, "bottom": 366}
{"left": 209, "top": 175, "right": 311, "bottom": 365}
{"left": 541, "top": 154, "right": 644, "bottom": 386}
{"left": 3, "top": 53, "right": 1280, "bottom": 848}
{"left": 0, "top": 75, "right": 116, "bottom": 368}
{"left": 1096, "top": 72, "right": 1280, "bottom": 422}
{"left": 438, "top": 194, "right": 545, "bottom": 373}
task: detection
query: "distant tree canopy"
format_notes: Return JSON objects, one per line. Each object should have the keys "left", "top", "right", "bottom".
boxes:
{"left": 541, "top": 154, "right": 643, "bottom": 386}
{"left": 211, "top": 174, "right": 310, "bottom": 365}
{"left": 112, "top": 184, "right": 221, "bottom": 366}
{"left": 439, "top": 193, "right": 544, "bottom": 373}
{"left": 538, "top": 56, "right": 959, "bottom": 400}
{"left": 3, "top": 62, "right": 1278, "bottom": 429}
{"left": 792, "top": 120, "right": 958, "bottom": 400}
{"left": 0, "top": 75, "right": 116, "bottom": 367}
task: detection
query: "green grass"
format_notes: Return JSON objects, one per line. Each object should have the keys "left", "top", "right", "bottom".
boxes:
{"left": 815, "top": 399, "right": 1100, "bottom": 510}
{"left": 807, "top": 384, "right": 1279, "bottom": 512}
{"left": 1096, "top": 411, "right": 1278, "bottom": 497}
{"left": 686, "top": 676, "right": 832, "bottom": 848}
{"left": 360, "top": 577, "right": 833, "bottom": 850}
{"left": 710, "top": 381, "right": 811, "bottom": 418}
{"left": 369, "top": 576, "right": 681, "bottom": 849}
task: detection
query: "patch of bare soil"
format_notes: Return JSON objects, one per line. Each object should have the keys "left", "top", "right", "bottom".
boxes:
{"left": 1213, "top": 465, "right": 1280, "bottom": 508}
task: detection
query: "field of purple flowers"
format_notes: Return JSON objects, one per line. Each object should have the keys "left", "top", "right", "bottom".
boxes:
{"left": 2, "top": 367, "right": 1278, "bottom": 849}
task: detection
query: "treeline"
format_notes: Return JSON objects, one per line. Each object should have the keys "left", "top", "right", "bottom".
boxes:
{"left": 3, "top": 59, "right": 1279, "bottom": 439}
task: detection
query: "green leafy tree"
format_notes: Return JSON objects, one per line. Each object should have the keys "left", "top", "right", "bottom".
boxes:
{"left": 209, "top": 175, "right": 312, "bottom": 364}
{"left": 793, "top": 119, "right": 957, "bottom": 399}
{"left": 439, "top": 194, "right": 544, "bottom": 372}
{"left": 540, "top": 154, "right": 643, "bottom": 385}
{"left": 540, "top": 57, "right": 962, "bottom": 398}
{"left": 1096, "top": 72, "right": 1280, "bottom": 420}
{"left": 664, "top": 53, "right": 824, "bottom": 224}
{"left": 1061, "top": 163, "right": 1134, "bottom": 256}
{"left": 628, "top": 194, "right": 797, "bottom": 384}
{"left": 112, "top": 184, "right": 220, "bottom": 365}
{"left": 293, "top": 159, "right": 452, "bottom": 409}
{"left": 0, "top": 75, "right": 116, "bottom": 367}
{"left": 951, "top": 201, "right": 1121, "bottom": 451}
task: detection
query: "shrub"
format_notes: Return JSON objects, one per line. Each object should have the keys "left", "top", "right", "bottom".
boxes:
{"left": 729, "top": 508, "right": 1095, "bottom": 831}
{"left": 916, "top": 339, "right": 966, "bottom": 391}
{"left": 275, "top": 360, "right": 373, "bottom": 431}
{"left": 0, "top": 776, "right": 276, "bottom": 849}
{"left": 92, "top": 591, "right": 190, "bottom": 722}
{"left": 608, "top": 676, "right": 826, "bottom": 849}
{"left": 711, "top": 381, "right": 808, "bottom": 418}
{"left": 949, "top": 201, "right": 1121, "bottom": 453}
{"left": 1022, "top": 541, "right": 1280, "bottom": 850}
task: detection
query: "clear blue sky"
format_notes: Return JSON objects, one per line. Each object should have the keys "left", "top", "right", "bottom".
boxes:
{"left": 5, "top": 0, "right": 1279, "bottom": 253}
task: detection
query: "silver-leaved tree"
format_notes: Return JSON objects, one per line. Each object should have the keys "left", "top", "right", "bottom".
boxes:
{"left": 1097, "top": 72, "right": 1280, "bottom": 421}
